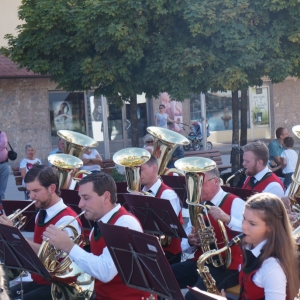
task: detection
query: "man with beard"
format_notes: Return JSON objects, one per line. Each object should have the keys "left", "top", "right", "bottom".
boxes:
{"left": 242, "top": 141, "right": 284, "bottom": 198}
{"left": 0, "top": 165, "right": 81, "bottom": 300}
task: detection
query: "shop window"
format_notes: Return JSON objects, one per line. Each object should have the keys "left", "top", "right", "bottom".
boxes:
{"left": 49, "top": 92, "right": 86, "bottom": 144}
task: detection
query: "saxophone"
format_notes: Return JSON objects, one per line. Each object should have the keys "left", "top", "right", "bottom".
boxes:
{"left": 197, "top": 233, "right": 245, "bottom": 294}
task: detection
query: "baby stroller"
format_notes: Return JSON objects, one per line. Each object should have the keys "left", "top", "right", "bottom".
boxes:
{"left": 182, "top": 122, "right": 213, "bottom": 151}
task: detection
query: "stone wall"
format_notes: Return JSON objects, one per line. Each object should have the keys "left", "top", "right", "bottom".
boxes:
{"left": 0, "top": 77, "right": 56, "bottom": 166}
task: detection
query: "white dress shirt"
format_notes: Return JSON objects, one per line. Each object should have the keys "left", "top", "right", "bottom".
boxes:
{"left": 247, "top": 166, "right": 284, "bottom": 198}
{"left": 244, "top": 240, "right": 286, "bottom": 300}
{"left": 69, "top": 204, "right": 143, "bottom": 283}
{"left": 142, "top": 178, "right": 181, "bottom": 216}
{"left": 181, "top": 188, "right": 245, "bottom": 253}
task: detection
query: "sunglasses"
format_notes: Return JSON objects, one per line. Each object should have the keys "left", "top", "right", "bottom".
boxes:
{"left": 146, "top": 141, "right": 154, "bottom": 144}
{"left": 159, "top": 107, "right": 164, "bottom": 109}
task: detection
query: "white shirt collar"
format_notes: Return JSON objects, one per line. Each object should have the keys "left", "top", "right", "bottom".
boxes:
{"left": 246, "top": 239, "right": 267, "bottom": 258}
{"left": 253, "top": 166, "right": 271, "bottom": 181}
{"left": 205, "top": 188, "right": 226, "bottom": 206}
{"left": 142, "top": 178, "right": 161, "bottom": 196}
{"left": 100, "top": 203, "right": 121, "bottom": 223}
{"left": 45, "top": 198, "right": 66, "bottom": 220}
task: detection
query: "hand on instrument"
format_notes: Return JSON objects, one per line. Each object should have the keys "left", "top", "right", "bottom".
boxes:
{"left": 208, "top": 206, "right": 231, "bottom": 224}
{"left": 42, "top": 224, "right": 75, "bottom": 254}
{"left": 0, "top": 215, "right": 14, "bottom": 227}
{"left": 187, "top": 226, "right": 200, "bottom": 247}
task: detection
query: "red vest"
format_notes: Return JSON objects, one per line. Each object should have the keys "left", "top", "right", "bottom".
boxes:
{"left": 32, "top": 206, "right": 80, "bottom": 285}
{"left": 192, "top": 193, "right": 243, "bottom": 270}
{"left": 156, "top": 182, "right": 183, "bottom": 255}
{"left": 242, "top": 173, "right": 284, "bottom": 192}
{"left": 91, "top": 206, "right": 149, "bottom": 300}
{"left": 239, "top": 269, "right": 265, "bottom": 300}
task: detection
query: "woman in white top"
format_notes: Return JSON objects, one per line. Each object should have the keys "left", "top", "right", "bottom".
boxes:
{"left": 20, "top": 145, "right": 42, "bottom": 187}
{"left": 154, "top": 105, "right": 176, "bottom": 128}
{"left": 225, "top": 193, "right": 299, "bottom": 300}
{"left": 80, "top": 148, "right": 102, "bottom": 173}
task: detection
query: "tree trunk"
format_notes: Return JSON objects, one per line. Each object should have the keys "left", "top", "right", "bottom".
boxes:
{"left": 231, "top": 90, "right": 240, "bottom": 178}
{"left": 240, "top": 89, "right": 248, "bottom": 146}
{"left": 129, "top": 95, "right": 139, "bottom": 147}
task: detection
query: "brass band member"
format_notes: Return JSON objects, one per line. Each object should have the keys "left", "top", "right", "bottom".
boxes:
{"left": 242, "top": 142, "right": 284, "bottom": 198}
{"left": 0, "top": 165, "right": 81, "bottom": 300}
{"left": 171, "top": 167, "right": 245, "bottom": 300}
{"left": 43, "top": 172, "right": 149, "bottom": 300}
{"left": 138, "top": 155, "right": 183, "bottom": 264}
{"left": 236, "top": 193, "right": 299, "bottom": 299}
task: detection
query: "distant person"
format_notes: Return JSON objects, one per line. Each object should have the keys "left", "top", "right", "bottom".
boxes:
{"left": 221, "top": 107, "right": 231, "bottom": 130}
{"left": 20, "top": 145, "right": 42, "bottom": 187}
{"left": 154, "top": 104, "right": 176, "bottom": 129}
{"left": 167, "top": 146, "right": 184, "bottom": 169}
{"left": 268, "top": 127, "right": 289, "bottom": 177}
{"left": 49, "top": 138, "right": 65, "bottom": 156}
{"left": 142, "top": 134, "right": 154, "bottom": 149}
{"left": 0, "top": 131, "right": 9, "bottom": 201}
{"left": 280, "top": 136, "right": 298, "bottom": 190}
{"left": 80, "top": 147, "right": 103, "bottom": 173}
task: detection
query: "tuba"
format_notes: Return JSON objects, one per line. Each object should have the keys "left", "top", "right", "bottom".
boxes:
{"left": 197, "top": 233, "right": 245, "bottom": 294}
{"left": 113, "top": 147, "right": 151, "bottom": 194}
{"left": 147, "top": 126, "right": 189, "bottom": 176}
{"left": 38, "top": 211, "right": 94, "bottom": 300}
{"left": 288, "top": 125, "right": 300, "bottom": 214}
{"left": 48, "top": 154, "right": 90, "bottom": 189}
{"left": 57, "top": 130, "right": 98, "bottom": 159}
{"left": 174, "top": 157, "right": 231, "bottom": 267}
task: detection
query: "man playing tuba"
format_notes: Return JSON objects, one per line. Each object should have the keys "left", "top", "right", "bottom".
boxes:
{"left": 43, "top": 172, "right": 149, "bottom": 300}
{"left": 0, "top": 165, "right": 81, "bottom": 300}
{"left": 171, "top": 167, "right": 245, "bottom": 300}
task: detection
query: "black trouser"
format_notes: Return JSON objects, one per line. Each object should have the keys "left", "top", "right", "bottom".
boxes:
{"left": 171, "top": 259, "right": 239, "bottom": 300}
{"left": 9, "top": 282, "right": 52, "bottom": 300}
{"left": 165, "top": 251, "right": 181, "bottom": 265}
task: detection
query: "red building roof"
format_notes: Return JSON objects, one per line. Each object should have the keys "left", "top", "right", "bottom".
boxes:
{"left": 0, "top": 55, "right": 49, "bottom": 78}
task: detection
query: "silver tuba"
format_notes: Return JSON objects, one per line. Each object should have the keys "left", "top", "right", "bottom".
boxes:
{"left": 175, "top": 157, "right": 231, "bottom": 268}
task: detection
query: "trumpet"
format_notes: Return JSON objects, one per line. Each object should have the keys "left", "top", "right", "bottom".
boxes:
{"left": 8, "top": 200, "right": 36, "bottom": 230}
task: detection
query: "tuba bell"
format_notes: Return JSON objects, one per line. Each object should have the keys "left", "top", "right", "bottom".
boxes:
{"left": 147, "top": 126, "right": 189, "bottom": 176}
{"left": 113, "top": 147, "right": 151, "bottom": 194}
{"left": 57, "top": 130, "right": 98, "bottom": 159}
{"left": 48, "top": 154, "right": 90, "bottom": 189}
{"left": 174, "top": 157, "right": 231, "bottom": 268}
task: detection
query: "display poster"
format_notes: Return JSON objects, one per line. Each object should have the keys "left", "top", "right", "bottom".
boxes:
{"left": 89, "top": 95, "right": 104, "bottom": 141}
{"left": 251, "top": 87, "right": 269, "bottom": 125}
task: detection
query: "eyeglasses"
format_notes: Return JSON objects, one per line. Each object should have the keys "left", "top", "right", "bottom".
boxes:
{"left": 159, "top": 107, "right": 164, "bottom": 109}
{"left": 204, "top": 177, "right": 217, "bottom": 184}
{"left": 146, "top": 141, "right": 154, "bottom": 144}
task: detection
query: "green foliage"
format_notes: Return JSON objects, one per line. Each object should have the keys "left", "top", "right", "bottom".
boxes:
{"left": 109, "top": 168, "right": 126, "bottom": 183}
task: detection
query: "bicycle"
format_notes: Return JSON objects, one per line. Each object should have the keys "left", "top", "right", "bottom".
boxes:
{"left": 180, "top": 123, "right": 213, "bottom": 151}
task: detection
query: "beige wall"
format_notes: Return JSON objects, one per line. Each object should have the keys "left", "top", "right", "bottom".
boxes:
{"left": 0, "top": 77, "right": 56, "bottom": 166}
{"left": 0, "top": 0, "right": 23, "bottom": 47}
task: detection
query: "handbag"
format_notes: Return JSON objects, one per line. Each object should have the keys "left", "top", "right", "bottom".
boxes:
{"left": 7, "top": 141, "right": 17, "bottom": 161}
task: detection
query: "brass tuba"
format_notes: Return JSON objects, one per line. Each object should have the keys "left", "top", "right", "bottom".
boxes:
{"left": 197, "top": 233, "right": 245, "bottom": 294}
{"left": 147, "top": 126, "right": 189, "bottom": 176}
{"left": 57, "top": 130, "right": 98, "bottom": 159}
{"left": 113, "top": 147, "right": 151, "bottom": 194}
{"left": 288, "top": 125, "right": 300, "bottom": 214}
{"left": 38, "top": 211, "right": 94, "bottom": 300}
{"left": 174, "top": 157, "right": 231, "bottom": 267}
{"left": 48, "top": 153, "right": 90, "bottom": 189}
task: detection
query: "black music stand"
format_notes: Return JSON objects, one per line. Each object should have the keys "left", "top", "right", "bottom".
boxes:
{"left": 116, "top": 182, "right": 129, "bottom": 209}
{"left": 187, "top": 286, "right": 226, "bottom": 300}
{"left": 2, "top": 200, "right": 37, "bottom": 232}
{"left": 161, "top": 175, "right": 187, "bottom": 208}
{"left": 123, "top": 194, "right": 187, "bottom": 240}
{"left": 98, "top": 222, "right": 184, "bottom": 300}
{"left": 0, "top": 224, "right": 52, "bottom": 281}
{"left": 60, "top": 189, "right": 92, "bottom": 229}
{"left": 221, "top": 186, "right": 258, "bottom": 201}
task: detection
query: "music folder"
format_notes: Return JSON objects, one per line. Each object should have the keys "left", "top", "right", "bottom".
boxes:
{"left": 98, "top": 222, "right": 184, "bottom": 300}
{"left": 123, "top": 193, "right": 187, "bottom": 240}
{"left": 0, "top": 224, "right": 52, "bottom": 281}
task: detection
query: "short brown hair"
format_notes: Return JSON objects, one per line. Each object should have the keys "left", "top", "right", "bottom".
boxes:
{"left": 243, "top": 141, "right": 269, "bottom": 166}
{"left": 284, "top": 136, "right": 294, "bottom": 148}
{"left": 275, "top": 127, "right": 285, "bottom": 139}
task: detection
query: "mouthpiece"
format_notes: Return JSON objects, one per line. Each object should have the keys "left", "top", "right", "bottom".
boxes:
{"left": 234, "top": 168, "right": 245, "bottom": 176}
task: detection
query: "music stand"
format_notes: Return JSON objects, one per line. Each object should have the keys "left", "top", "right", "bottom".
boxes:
{"left": 221, "top": 186, "right": 258, "bottom": 201}
{"left": 2, "top": 200, "right": 37, "bottom": 232}
{"left": 0, "top": 224, "right": 51, "bottom": 281}
{"left": 116, "top": 182, "right": 129, "bottom": 210}
{"left": 98, "top": 222, "right": 184, "bottom": 300}
{"left": 123, "top": 194, "right": 187, "bottom": 240}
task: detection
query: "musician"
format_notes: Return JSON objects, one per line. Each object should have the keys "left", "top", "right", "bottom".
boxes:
{"left": 0, "top": 165, "right": 81, "bottom": 300}
{"left": 242, "top": 142, "right": 284, "bottom": 198}
{"left": 171, "top": 167, "right": 245, "bottom": 300}
{"left": 221, "top": 193, "right": 299, "bottom": 299}
{"left": 139, "top": 155, "right": 183, "bottom": 264}
{"left": 0, "top": 265, "right": 9, "bottom": 300}
{"left": 43, "top": 172, "right": 149, "bottom": 300}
